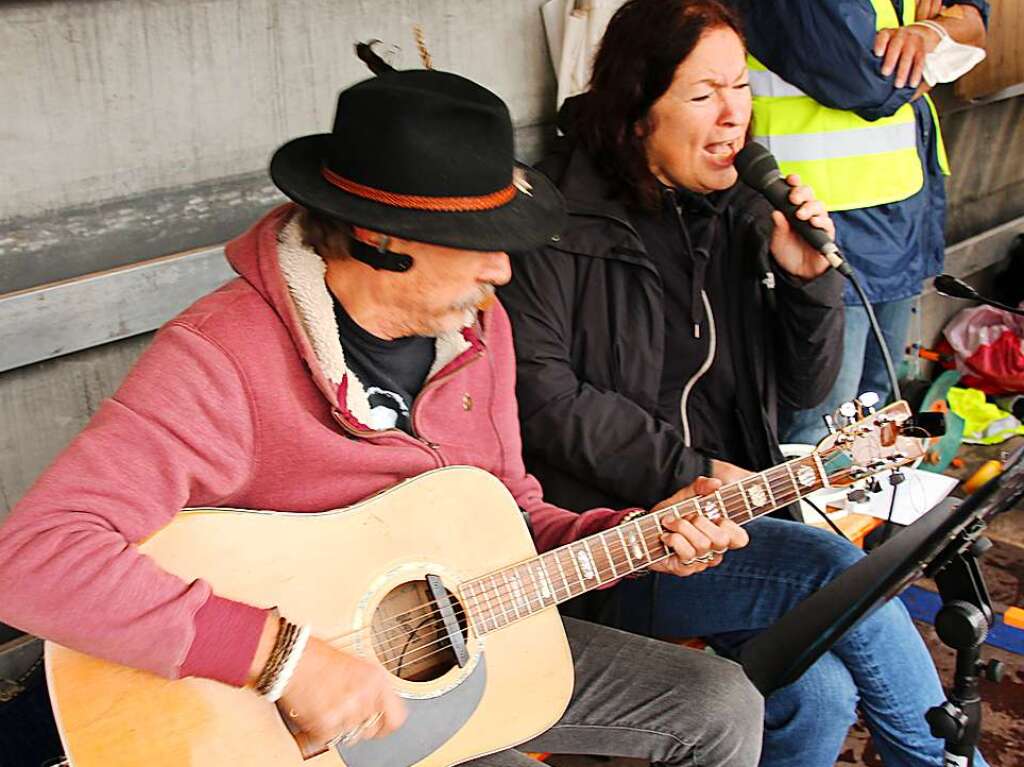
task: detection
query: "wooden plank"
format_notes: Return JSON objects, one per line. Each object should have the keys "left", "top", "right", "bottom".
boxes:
{"left": 0, "top": 247, "right": 234, "bottom": 374}
{"left": 924, "top": 213, "right": 1024, "bottom": 293}
{"left": 956, "top": 0, "right": 1024, "bottom": 100}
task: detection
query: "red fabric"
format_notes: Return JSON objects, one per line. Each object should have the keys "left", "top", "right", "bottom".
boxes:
{"left": 0, "top": 205, "right": 633, "bottom": 686}
{"left": 180, "top": 596, "right": 267, "bottom": 684}
{"left": 960, "top": 329, "right": 1024, "bottom": 394}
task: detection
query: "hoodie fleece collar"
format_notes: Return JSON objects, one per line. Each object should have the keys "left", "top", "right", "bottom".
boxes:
{"left": 228, "top": 205, "right": 475, "bottom": 430}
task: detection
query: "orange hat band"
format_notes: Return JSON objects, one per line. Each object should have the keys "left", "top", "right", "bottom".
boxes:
{"left": 321, "top": 166, "right": 516, "bottom": 212}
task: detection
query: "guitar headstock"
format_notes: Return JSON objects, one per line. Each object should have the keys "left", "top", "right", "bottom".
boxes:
{"left": 814, "top": 400, "right": 930, "bottom": 488}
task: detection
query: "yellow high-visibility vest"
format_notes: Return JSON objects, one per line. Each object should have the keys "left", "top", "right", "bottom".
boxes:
{"left": 747, "top": 0, "right": 949, "bottom": 212}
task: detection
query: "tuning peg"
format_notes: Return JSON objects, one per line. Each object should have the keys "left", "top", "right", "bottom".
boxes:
{"left": 867, "top": 477, "right": 883, "bottom": 494}
{"left": 837, "top": 401, "right": 858, "bottom": 426}
{"left": 889, "top": 469, "right": 905, "bottom": 486}
{"left": 822, "top": 413, "right": 838, "bottom": 435}
{"left": 857, "top": 391, "right": 880, "bottom": 415}
{"left": 847, "top": 488, "right": 869, "bottom": 505}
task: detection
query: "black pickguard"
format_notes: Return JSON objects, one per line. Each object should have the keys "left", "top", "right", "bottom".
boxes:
{"left": 337, "top": 654, "right": 487, "bottom": 767}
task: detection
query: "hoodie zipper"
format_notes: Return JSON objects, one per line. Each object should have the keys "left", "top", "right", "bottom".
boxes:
{"left": 669, "top": 196, "right": 718, "bottom": 449}
{"left": 678, "top": 290, "right": 716, "bottom": 447}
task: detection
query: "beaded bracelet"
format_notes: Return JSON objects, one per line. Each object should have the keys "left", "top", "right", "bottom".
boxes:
{"left": 254, "top": 617, "right": 310, "bottom": 702}
{"left": 264, "top": 624, "right": 310, "bottom": 703}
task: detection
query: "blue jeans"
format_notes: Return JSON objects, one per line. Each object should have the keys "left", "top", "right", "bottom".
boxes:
{"left": 611, "top": 517, "right": 987, "bottom": 767}
{"left": 781, "top": 296, "right": 915, "bottom": 446}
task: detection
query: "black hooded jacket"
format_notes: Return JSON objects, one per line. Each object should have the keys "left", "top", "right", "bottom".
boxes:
{"left": 500, "top": 128, "right": 845, "bottom": 515}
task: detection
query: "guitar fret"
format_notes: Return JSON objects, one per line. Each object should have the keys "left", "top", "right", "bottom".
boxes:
{"left": 567, "top": 544, "right": 587, "bottom": 585}
{"left": 784, "top": 462, "right": 801, "bottom": 499}
{"left": 491, "top": 574, "right": 512, "bottom": 626}
{"left": 478, "top": 580, "right": 497, "bottom": 632}
{"left": 501, "top": 569, "right": 524, "bottom": 619}
{"left": 735, "top": 481, "right": 753, "bottom": 519}
{"left": 461, "top": 580, "right": 487, "bottom": 634}
{"left": 577, "top": 536, "right": 598, "bottom": 581}
{"left": 536, "top": 562, "right": 556, "bottom": 604}
{"left": 525, "top": 564, "right": 547, "bottom": 610}
{"left": 513, "top": 567, "right": 532, "bottom": 615}
{"left": 633, "top": 520, "right": 652, "bottom": 561}
{"left": 813, "top": 452, "right": 830, "bottom": 488}
{"left": 762, "top": 473, "right": 777, "bottom": 506}
{"left": 793, "top": 457, "right": 820, "bottom": 493}
{"left": 551, "top": 551, "right": 572, "bottom": 598}
{"left": 599, "top": 533, "right": 620, "bottom": 578}
{"left": 624, "top": 524, "right": 646, "bottom": 564}
{"left": 561, "top": 548, "right": 583, "bottom": 595}
{"left": 615, "top": 527, "right": 634, "bottom": 569}
{"left": 713, "top": 490, "right": 726, "bottom": 520}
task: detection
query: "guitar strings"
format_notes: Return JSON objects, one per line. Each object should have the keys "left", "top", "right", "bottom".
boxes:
{"left": 344, "top": 453, "right": 839, "bottom": 651}
{"left": 370, "top": 467, "right": 871, "bottom": 671}
{"left": 320, "top": 464, "right": 873, "bottom": 671}
{"left": 326, "top": 460, "right": 865, "bottom": 660}
{"left": 344, "top": 436, "right": 913, "bottom": 668}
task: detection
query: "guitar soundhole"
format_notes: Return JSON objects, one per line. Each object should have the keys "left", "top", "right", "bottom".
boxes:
{"left": 370, "top": 580, "right": 468, "bottom": 683}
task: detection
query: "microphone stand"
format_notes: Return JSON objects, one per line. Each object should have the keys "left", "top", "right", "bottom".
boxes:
{"left": 934, "top": 273, "right": 1024, "bottom": 318}
{"left": 925, "top": 526, "right": 1004, "bottom": 767}
{"left": 740, "top": 446, "right": 1024, "bottom": 767}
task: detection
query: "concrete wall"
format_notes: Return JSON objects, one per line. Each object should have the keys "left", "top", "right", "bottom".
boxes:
{"left": 2, "top": 0, "right": 1023, "bottom": 519}
{"left": 0, "top": 0, "right": 556, "bottom": 292}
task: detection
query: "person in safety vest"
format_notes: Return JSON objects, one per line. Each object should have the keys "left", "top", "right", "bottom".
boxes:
{"left": 734, "top": 0, "right": 988, "bottom": 446}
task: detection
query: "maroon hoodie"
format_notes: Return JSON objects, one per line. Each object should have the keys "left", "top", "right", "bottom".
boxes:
{"left": 0, "top": 205, "right": 634, "bottom": 686}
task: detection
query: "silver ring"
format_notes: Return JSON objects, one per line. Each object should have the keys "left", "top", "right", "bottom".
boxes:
{"left": 330, "top": 711, "right": 384, "bottom": 748}
{"left": 696, "top": 552, "right": 716, "bottom": 563}
{"left": 712, "top": 547, "right": 728, "bottom": 555}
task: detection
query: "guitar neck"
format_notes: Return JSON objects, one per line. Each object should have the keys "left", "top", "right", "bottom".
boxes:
{"left": 460, "top": 452, "right": 838, "bottom": 637}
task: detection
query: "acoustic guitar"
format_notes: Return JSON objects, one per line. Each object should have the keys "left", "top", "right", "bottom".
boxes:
{"left": 46, "top": 401, "right": 927, "bottom": 766}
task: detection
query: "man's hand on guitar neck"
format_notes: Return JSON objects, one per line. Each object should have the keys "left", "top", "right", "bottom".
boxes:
{"left": 648, "top": 476, "right": 749, "bottom": 578}
{"left": 249, "top": 615, "right": 406, "bottom": 756}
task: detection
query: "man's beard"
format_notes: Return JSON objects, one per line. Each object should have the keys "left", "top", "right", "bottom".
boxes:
{"left": 415, "top": 284, "right": 497, "bottom": 337}
{"left": 452, "top": 283, "right": 496, "bottom": 313}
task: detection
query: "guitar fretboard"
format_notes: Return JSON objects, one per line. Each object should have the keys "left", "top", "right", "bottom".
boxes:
{"left": 459, "top": 453, "right": 829, "bottom": 636}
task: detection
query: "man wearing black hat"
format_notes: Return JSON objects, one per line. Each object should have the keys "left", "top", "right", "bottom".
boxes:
{"left": 0, "top": 69, "right": 761, "bottom": 765}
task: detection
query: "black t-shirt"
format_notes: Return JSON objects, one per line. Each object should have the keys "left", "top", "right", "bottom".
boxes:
{"left": 629, "top": 186, "right": 752, "bottom": 469}
{"left": 332, "top": 296, "right": 436, "bottom": 433}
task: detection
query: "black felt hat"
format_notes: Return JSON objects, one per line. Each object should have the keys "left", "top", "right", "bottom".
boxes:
{"left": 270, "top": 69, "right": 565, "bottom": 252}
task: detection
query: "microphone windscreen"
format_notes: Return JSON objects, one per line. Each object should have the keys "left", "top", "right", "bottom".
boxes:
{"left": 933, "top": 274, "right": 978, "bottom": 300}
{"left": 734, "top": 142, "right": 780, "bottom": 190}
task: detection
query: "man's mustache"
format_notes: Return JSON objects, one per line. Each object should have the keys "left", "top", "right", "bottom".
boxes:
{"left": 450, "top": 284, "right": 496, "bottom": 312}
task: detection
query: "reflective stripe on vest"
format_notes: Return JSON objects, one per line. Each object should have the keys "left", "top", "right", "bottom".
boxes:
{"left": 748, "top": 0, "right": 948, "bottom": 212}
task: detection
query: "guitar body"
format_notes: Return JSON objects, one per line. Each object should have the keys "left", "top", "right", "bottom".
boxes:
{"left": 46, "top": 466, "right": 574, "bottom": 767}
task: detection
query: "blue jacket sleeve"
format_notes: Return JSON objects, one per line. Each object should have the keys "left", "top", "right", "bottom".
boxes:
{"left": 740, "top": 0, "right": 987, "bottom": 122}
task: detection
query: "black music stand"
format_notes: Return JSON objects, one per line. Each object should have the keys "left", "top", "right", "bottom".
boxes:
{"left": 740, "top": 448, "right": 1024, "bottom": 767}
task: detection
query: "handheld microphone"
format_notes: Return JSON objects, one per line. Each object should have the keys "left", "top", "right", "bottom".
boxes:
{"left": 734, "top": 142, "right": 853, "bottom": 278}
{"left": 734, "top": 141, "right": 902, "bottom": 402}
{"left": 934, "top": 274, "right": 1024, "bottom": 317}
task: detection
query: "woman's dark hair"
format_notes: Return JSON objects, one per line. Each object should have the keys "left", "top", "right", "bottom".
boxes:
{"left": 575, "top": 0, "right": 745, "bottom": 210}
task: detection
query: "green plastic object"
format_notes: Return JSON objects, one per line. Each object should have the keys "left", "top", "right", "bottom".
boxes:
{"left": 917, "top": 370, "right": 965, "bottom": 473}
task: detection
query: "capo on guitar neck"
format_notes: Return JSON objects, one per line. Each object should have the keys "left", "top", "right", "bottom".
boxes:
{"left": 427, "top": 574, "right": 470, "bottom": 667}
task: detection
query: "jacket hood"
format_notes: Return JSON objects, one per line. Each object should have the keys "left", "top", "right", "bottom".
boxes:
{"left": 224, "top": 204, "right": 475, "bottom": 429}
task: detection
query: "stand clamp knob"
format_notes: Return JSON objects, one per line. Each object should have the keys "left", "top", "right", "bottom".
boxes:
{"left": 969, "top": 536, "right": 993, "bottom": 558}
{"left": 926, "top": 701, "right": 968, "bottom": 741}
{"left": 982, "top": 659, "right": 1005, "bottom": 683}
{"left": 935, "top": 600, "right": 988, "bottom": 649}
